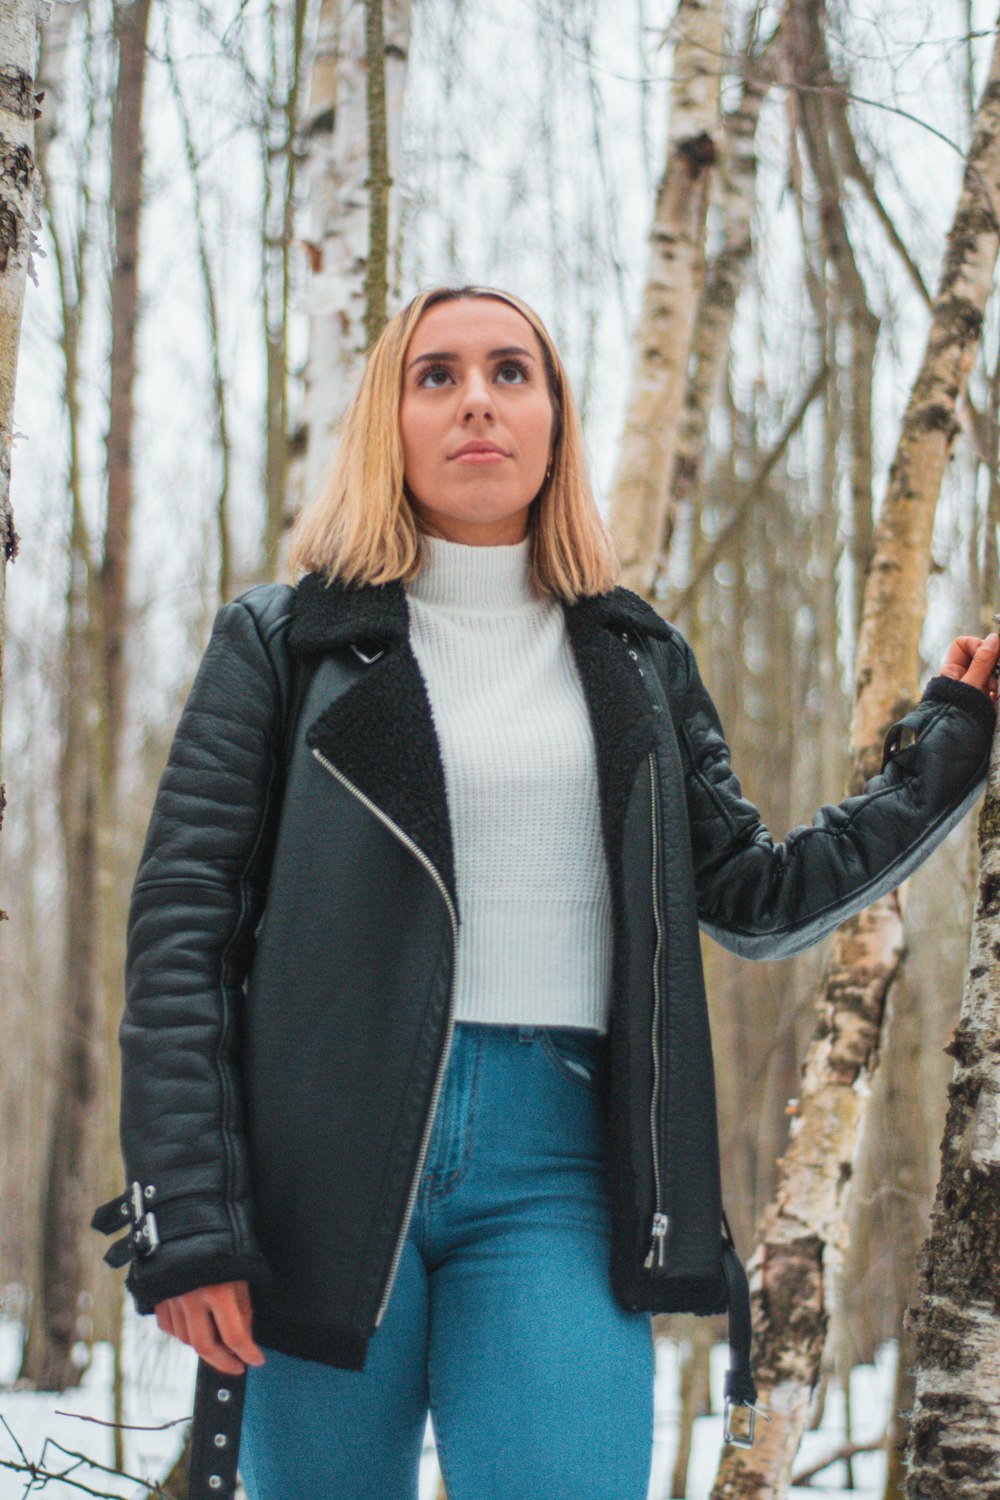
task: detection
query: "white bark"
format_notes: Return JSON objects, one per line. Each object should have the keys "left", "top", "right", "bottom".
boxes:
{"left": 294, "top": 0, "right": 411, "bottom": 517}
{"left": 0, "top": 0, "right": 44, "bottom": 772}
{"left": 606, "top": 0, "right": 725, "bottom": 595}
{"left": 903, "top": 721, "right": 1000, "bottom": 1498}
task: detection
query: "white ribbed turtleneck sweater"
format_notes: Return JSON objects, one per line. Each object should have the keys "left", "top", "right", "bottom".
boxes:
{"left": 404, "top": 533, "right": 613, "bottom": 1033}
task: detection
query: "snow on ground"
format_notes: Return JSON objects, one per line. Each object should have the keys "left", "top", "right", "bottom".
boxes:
{"left": 0, "top": 1298, "right": 894, "bottom": 1498}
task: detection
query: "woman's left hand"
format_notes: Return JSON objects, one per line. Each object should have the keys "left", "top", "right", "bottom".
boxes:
{"left": 938, "top": 632, "right": 999, "bottom": 703}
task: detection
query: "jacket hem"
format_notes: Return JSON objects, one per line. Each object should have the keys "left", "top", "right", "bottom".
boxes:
{"left": 249, "top": 1308, "right": 370, "bottom": 1371}
{"left": 610, "top": 1252, "right": 728, "bottom": 1316}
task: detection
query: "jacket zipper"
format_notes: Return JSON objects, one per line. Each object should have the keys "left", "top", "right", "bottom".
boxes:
{"left": 643, "top": 748, "right": 670, "bottom": 1270}
{"left": 310, "top": 747, "right": 458, "bottom": 1328}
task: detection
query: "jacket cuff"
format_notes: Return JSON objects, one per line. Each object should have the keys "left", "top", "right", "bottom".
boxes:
{"left": 921, "top": 675, "right": 997, "bottom": 739}
{"left": 125, "top": 1249, "right": 275, "bottom": 1316}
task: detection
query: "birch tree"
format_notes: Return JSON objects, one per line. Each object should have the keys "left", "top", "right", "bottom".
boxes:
{"left": 606, "top": 0, "right": 726, "bottom": 595}
{"left": 661, "top": 15, "right": 782, "bottom": 602}
{"left": 286, "top": 0, "right": 411, "bottom": 566}
{"left": 711, "top": 17, "right": 1000, "bottom": 1495}
{"left": 0, "top": 0, "right": 43, "bottom": 813}
{"left": 903, "top": 664, "right": 1000, "bottom": 1496}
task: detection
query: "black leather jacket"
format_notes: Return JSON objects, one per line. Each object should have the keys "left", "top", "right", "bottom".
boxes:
{"left": 92, "top": 573, "right": 995, "bottom": 1390}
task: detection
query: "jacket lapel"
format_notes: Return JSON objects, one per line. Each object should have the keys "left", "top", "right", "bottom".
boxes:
{"left": 287, "top": 569, "right": 674, "bottom": 909}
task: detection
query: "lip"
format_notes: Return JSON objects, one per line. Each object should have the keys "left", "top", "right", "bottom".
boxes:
{"left": 450, "top": 440, "right": 510, "bottom": 460}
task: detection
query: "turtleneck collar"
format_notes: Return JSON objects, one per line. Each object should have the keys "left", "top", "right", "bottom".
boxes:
{"left": 405, "top": 532, "right": 544, "bottom": 613}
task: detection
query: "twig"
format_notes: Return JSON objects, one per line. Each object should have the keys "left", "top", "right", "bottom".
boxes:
{"left": 53, "top": 1412, "right": 188, "bottom": 1434}
{"left": 790, "top": 1432, "right": 887, "bottom": 1485}
{"left": 661, "top": 363, "right": 829, "bottom": 615}
{"left": 0, "top": 1412, "right": 171, "bottom": 1497}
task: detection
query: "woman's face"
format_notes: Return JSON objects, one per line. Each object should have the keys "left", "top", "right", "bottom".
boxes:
{"left": 399, "top": 297, "right": 556, "bottom": 546}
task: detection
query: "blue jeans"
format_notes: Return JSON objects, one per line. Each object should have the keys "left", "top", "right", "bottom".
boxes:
{"left": 240, "top": 1022, "right": 655, "bottom": 1499}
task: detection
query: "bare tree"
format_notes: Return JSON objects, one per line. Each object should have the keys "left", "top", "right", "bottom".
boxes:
{"left": 606, "top": 0, "right": 726, "bottom": 594}
{"left": 0, "top": 0, "right": 43, "bottom": 811}
{"left": 19, "top": 0, "right": 153, "bottom": 1396}
{"left": 286, "top": 0, "right": 411, "bottom": 568}
{"left": 661, "top": 12, "right": 783, "bottom": 599}
{"left": 711, "top": 17, "right": 1000, "bottom": 1495}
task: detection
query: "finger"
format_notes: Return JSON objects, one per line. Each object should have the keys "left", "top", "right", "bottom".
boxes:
{"left": 210, "top": 1285, "right": 265, "bottom": 1367}
{"left": 155, "top": 1302, "right": 175, "bottom": 1339}
{"left": 171, "top": 1297, "right": 193, "bottom": 1351}
{"left": 939, "top": 637, "right": 982, "bottom": 679}
{"left": 959, "top": 633, "right": 1000, "bottom": 691}
{"left": 184, "top": 1300, "right": 246, "bottom": 1376}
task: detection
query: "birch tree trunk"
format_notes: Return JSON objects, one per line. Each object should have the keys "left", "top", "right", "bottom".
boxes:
{"left": 0, "top": 0, "right": 42, "bottom": 810}
{"left": 606, "top": 0, "right": 725, "bottom": 595}
{"left": 288, "top": 0, "right": 411, "bottom": 547}
{"left": 662, "top": 16, "right": 781, "bottom": 592}
{"left": 711, "top": 18, "right": 1000, "bottom": 1495}
{"left": 903, "top": 719, "right": 1000, "bottom": 1494}
{"left": 364, "top": 0, "right": 389, "bottom": 348}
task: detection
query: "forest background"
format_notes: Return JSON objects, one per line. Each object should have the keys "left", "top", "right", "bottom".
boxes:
{"left": 2, "top": 0, "right": 1000, "bottom": 1496}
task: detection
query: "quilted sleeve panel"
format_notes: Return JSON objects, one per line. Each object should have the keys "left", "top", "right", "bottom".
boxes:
{"left": 673, "top": 635, "right": 996, "bottom": 960}
{"left": 102, "top": 598, "right": 286, "bottom": 1312}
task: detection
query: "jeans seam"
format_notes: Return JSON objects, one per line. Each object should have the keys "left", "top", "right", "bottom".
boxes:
{"left": 428, "top": 1030, "right": 481, "bottom": 1200}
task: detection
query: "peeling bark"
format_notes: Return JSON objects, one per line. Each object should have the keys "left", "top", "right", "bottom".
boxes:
{"left": 903, "top": 735, "right": 1000, "bottom": 1497}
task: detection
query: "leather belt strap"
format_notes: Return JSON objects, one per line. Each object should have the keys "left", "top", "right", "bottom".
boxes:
{"left": 720, "top": 1232, "right": 757, "bottom": 1407}
{"left": 720, "top": 1211, "right": 758, "bottom": 1447}
{"left": 189, "top": 1358, "right": 247, "bottom": 1498}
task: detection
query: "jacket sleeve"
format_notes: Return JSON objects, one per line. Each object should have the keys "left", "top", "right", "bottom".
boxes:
{"left": 670, "top": 634, "right": 996, "bottom": 961}
{"left": 91, "top": 597, "right": 286, "bottom": 1314}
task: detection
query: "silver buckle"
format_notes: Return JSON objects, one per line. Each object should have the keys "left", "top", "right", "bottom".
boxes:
{"left": 723, "top": 1398, "right": 756, "bottom": 1448}
{"left": 128, "top": 1180, "right": 160, "bottom": 1258}
{"left": 350, "top": 643, "right": 385, "bottom": 665}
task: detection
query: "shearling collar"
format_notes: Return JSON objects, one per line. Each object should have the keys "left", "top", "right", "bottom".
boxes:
{"left": 287, "top": 569, "right": 673, "bottom": 657}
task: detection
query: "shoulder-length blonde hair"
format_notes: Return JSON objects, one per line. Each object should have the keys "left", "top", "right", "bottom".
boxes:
{"left": 284, "top": 285, "right": 620, "bottom": 602}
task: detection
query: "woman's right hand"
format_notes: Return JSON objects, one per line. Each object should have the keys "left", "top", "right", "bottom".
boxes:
{"left": 155, "top": 1280, "right": 265, "bottom": 1375}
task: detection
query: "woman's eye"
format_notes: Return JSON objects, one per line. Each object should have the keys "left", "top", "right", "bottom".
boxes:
{"left": 416, "top": 359, "right": 530, "bottom": 388}
{"left": 497, "top": 361, "right": 529, "bottom": 384}
{"left": 418, "top": 366, "right": 452, "bottom": 388}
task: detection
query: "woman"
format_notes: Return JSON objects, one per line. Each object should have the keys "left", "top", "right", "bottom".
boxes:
{"left": 93, "top": 285, "right": 998, "bottom": 1499}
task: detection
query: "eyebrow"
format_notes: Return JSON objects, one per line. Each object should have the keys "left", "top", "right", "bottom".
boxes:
{"left": 407, "top": 345, "right": 537, "bottom": 371}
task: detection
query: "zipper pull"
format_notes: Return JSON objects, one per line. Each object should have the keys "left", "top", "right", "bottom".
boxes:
{"left": 643, "top": 1212, "right": 670, "bottom": 1269}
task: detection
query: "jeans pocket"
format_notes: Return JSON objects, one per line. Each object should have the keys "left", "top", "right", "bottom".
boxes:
{"left": 539, "top": 1027, "right": 604, "bottom": 1091}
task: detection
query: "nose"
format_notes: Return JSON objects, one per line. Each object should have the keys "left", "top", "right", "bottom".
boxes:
{"left": 460, "top": 365, "right": 495, "bottom": 422}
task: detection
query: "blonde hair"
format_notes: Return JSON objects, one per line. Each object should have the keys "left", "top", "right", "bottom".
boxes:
{"left": 284, "top": 285, "right": 620, "bottom": 602}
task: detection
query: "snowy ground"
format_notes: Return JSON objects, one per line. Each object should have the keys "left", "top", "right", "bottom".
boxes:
{"left": 0, "top": 1299, "right": 894, "bottom": 1498}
